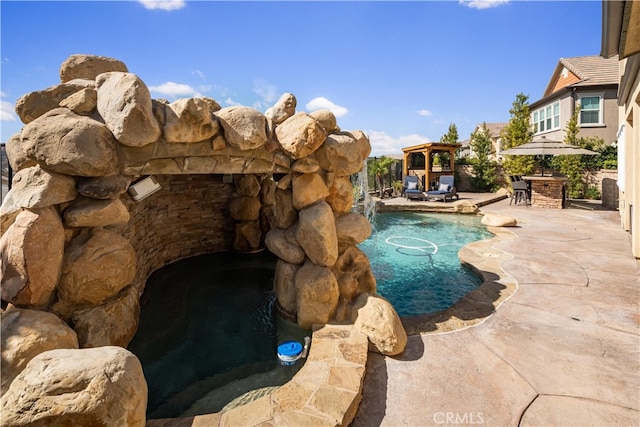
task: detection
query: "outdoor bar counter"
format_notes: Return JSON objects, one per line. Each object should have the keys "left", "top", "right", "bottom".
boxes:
{"left": 522, "top": 175, "right": 568, "bottom": 209}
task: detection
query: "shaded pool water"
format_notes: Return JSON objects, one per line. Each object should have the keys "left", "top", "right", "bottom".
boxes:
{"left": 358, "top": 212, "right": 493, "bottom": 317}
{"left": 127, "top": 251, "right": 306, "bottom": 419}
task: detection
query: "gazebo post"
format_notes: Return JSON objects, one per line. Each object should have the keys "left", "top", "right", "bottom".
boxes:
{"left": 403, "top": 152, "right": 409, "bottom": 176}
{"left": 449, "top": 146, "right": 456, "bottom": 172}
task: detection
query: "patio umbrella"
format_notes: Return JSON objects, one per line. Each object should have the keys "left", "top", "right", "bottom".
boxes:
{"left": 501, "top": 136, "right": 598, "bottom": 175}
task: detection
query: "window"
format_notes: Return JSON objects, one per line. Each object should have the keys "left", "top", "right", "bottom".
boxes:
{"left": 578, "top": 94, "right": 603, "bottom": 125}
{"left": 532, "top": 101, "right": 560, "bottom": 134}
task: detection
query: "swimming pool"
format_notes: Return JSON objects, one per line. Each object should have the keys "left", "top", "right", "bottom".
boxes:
{"left": 127, "top": 251, "right": 306, "bottom": 419}
{"left": 358, "top": 212, "right": 493, "bottom": 317}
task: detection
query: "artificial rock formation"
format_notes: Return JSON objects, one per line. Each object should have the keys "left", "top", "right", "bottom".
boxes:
{"left": 0, "top": 346, "right": 147, "bottom": 427}
{"left": 0, "top": 53, "right": 407, "bottom": 422}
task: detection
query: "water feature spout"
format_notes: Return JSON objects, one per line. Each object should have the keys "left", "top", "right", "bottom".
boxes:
{"left": 355, "top": 161, "right": 376, "bottom": 224}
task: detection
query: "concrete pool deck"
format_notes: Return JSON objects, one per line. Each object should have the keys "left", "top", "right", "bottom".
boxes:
{"left": 353, "top": 195, "right": 640, "bottom": 426}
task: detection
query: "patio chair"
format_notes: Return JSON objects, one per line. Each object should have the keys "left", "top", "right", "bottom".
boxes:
{"left": 426, "top": 175, "right": 458, "bottom": 202}
{"left": 403, "top": 175, "right": 426, "bottom": 201}
{"left": 510, "top": 180, "right": 529, "bottom": 205}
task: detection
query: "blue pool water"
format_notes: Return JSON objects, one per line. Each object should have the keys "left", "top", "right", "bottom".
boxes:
{"left": 358, "top": 212, "right": 493, "bottom": 317}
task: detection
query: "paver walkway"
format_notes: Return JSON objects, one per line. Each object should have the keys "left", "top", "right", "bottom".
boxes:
{"left": 353, "top": 197, "right": 640, "bottom": 427}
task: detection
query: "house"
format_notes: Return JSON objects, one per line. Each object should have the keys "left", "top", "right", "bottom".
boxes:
{"left": 528, "top": 55, "right": 619, "bottom": 144}
{"left": 468, "top": 122, "right": 508, "bottom": 160}
{"left": 601, "top": 0, "right": 640, "bottom": 258}
{"left": 457, "top": 138, "right": 471, "bottom": 159}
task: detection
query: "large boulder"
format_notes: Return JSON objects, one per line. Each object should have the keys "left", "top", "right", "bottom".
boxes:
{"left": 291, "top": 173, "right": 330, "bottom": 210}
{"left": 96, "top": 71, "right": 161, "bottom": 147}
{"left": 332, "top": 246, "right": 376, "bottom": 302}
{"left": 273, "top": 188, "right": 297, "bottom": 229}
{"left": 56, "top": 228, "right": 136, "bottom": 317}
{"left": 14, "top": 79, "right": 95, "bottom": 124}
{"left": 315, "top": 131, "right": 371, "bottom": 176}
{"left": 295, "top": 261, "right": 339, "bottom": 329}
{"left": 76, "top": 175, "right": 132, "bottom": 200}
{"left": 0, "top": 346, "right": 147, "bottom": 427}
{"left": 5, "top": 133, "right": 36, "bottom": 172}
{"left": 235, "top": 174, "right": 261, "bottom": 197}
{"left": 352, "top": 293, "right": 407, "bottom": 356}
{"left": 232, "top": 221, "right": 262, "bottom": 253}
{"left": 296, "top": 201, "right": 338, "bottom": 267}
{"left": 291, "top": 156, "right": 320, "bottom": 174}
{"left": 309, "top": 109, "right": 339, "bottom": 133}
{"left": 326, "top": 176, "right": 353, "bottom": 214}
{"left": 265, "top": 93, "right": 296, "bottom": 125}
{"left": 1, "top": 208, "right": 65, "bottom": 307}
{"left": 335, "top": 212, "right": 372, "bottom": 247}
{"left": 59, "top": 54, "right": 128, "bottom": 83}
{"left": 265, "top": 228, "right": 305, "bottom": 265}
{"left": 62, "top": 197, "right": 130, "bottom": 228}
{"left": 58, "top": 88, "right": 97, "bottom": 115}
{"left": 214, "top": 106, "right": 267, "bottom": 150}
{"left": 481, "top": 212, "right": 517, "bottom": 227}
{"left": 1, "top": 308, "right": 79, "bottom": 396}
{"left": 0, "top": 165, "right": 76, "bottom": 233}
{"left": 228, "top": 196, "right": 261, "bottom": 221}
{"left": 20, "top": 108, "right": 119, "bottom": 176}
{"left": 164, "top": 98, "right": 220, "bottom": 143}
{"left": 260, "top": 176, "right": 277, "bottom": 206}
{"left": 71, "top": 286, "right": 140, "bottom": 348}
{"left": 273, "top": 259, "right": 300, "bottom": 315}
{"left": 275, "top": 112, "right": 327, "bottom": 159}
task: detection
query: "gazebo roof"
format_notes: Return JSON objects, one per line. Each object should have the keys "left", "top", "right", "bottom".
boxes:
{"left": 402, "top": 142, "right": 461, "bottom": 153}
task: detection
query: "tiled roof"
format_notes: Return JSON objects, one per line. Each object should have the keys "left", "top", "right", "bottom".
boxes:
{"left": 558, "top": 55, "right": 619, "bottom": 86}
{"left": 475, "top": 122, "right": 508, "bottom": 137}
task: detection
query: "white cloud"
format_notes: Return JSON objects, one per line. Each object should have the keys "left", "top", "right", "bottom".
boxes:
{"left": 368, "top": 131, "right": 430, "bottom": 157}
{"left": 224, "top": 97, "right": 242, "bottom": 107}
{"left": 148, "top": 82, "right": 200, "bottom": 99}
{"left": 1, "top": 92, "right": 17, "bottom": 122}
{"left": 252, "top": 100, "right": 265, "bottom": 110}
{"left": 418, "top": 109, "right": 433, "bottom": 117}
{"left": 306, "top": 97, "right": 348, "bottom": 118}
{"left": 193, "top": 70, "right": 206, "bottom": 80}
{"left": 459, "top": 0, "right": 509, "bottom": 10}
{"left": 139, "top": 0, "right": 186, "bottom": 11}
{"left": 253, "top": 79, "right": 278, "bottom": 105}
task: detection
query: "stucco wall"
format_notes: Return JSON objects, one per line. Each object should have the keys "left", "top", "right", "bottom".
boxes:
{"left": 531, "top": 87, "right": 619, "bottom": 145}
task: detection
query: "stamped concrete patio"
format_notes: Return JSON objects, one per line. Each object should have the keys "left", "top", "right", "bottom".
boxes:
{"left": 354, "top": 195, "right": 640, "bottom": 427}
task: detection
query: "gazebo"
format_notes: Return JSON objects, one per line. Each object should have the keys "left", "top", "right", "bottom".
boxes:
{"left": 402, "top": 142, "right": 461, "bottom": 191}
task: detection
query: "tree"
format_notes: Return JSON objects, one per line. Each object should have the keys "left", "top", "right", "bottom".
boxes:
{"left": 552, "top": 106, "right": 585, "bottom": 197}
{"left": 440, "top": 123, "right": 459, "bottom": 144}
{"left": 438, "top": 123, "right": 459, "bottom": 167}
{"left": 469, "top": 123, "right": 499, "bottom": 191}
{"left": 369, "top": 156, "right": 395, "bottom": 198}
{"left": 501, "top": 93, "right": 536, "bottom": 176}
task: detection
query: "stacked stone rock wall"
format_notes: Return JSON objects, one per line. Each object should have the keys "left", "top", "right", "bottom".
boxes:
{"left": 117, "top": 174, "right": 235, "bottom": 295}
{"left": 0, "top": 54, "right": 407, "bottom": 424}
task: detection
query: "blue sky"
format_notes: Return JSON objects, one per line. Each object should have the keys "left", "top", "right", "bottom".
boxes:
{"left": 1, "top": 0, "right": 603, "bottom": 156}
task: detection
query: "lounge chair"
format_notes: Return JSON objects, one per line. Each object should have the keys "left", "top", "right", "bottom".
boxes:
{"left": 426, "top": 175, "right": 458, "bottom": 202}
{"left": 403, "top": 175, "right": 426, "bottom": 201}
